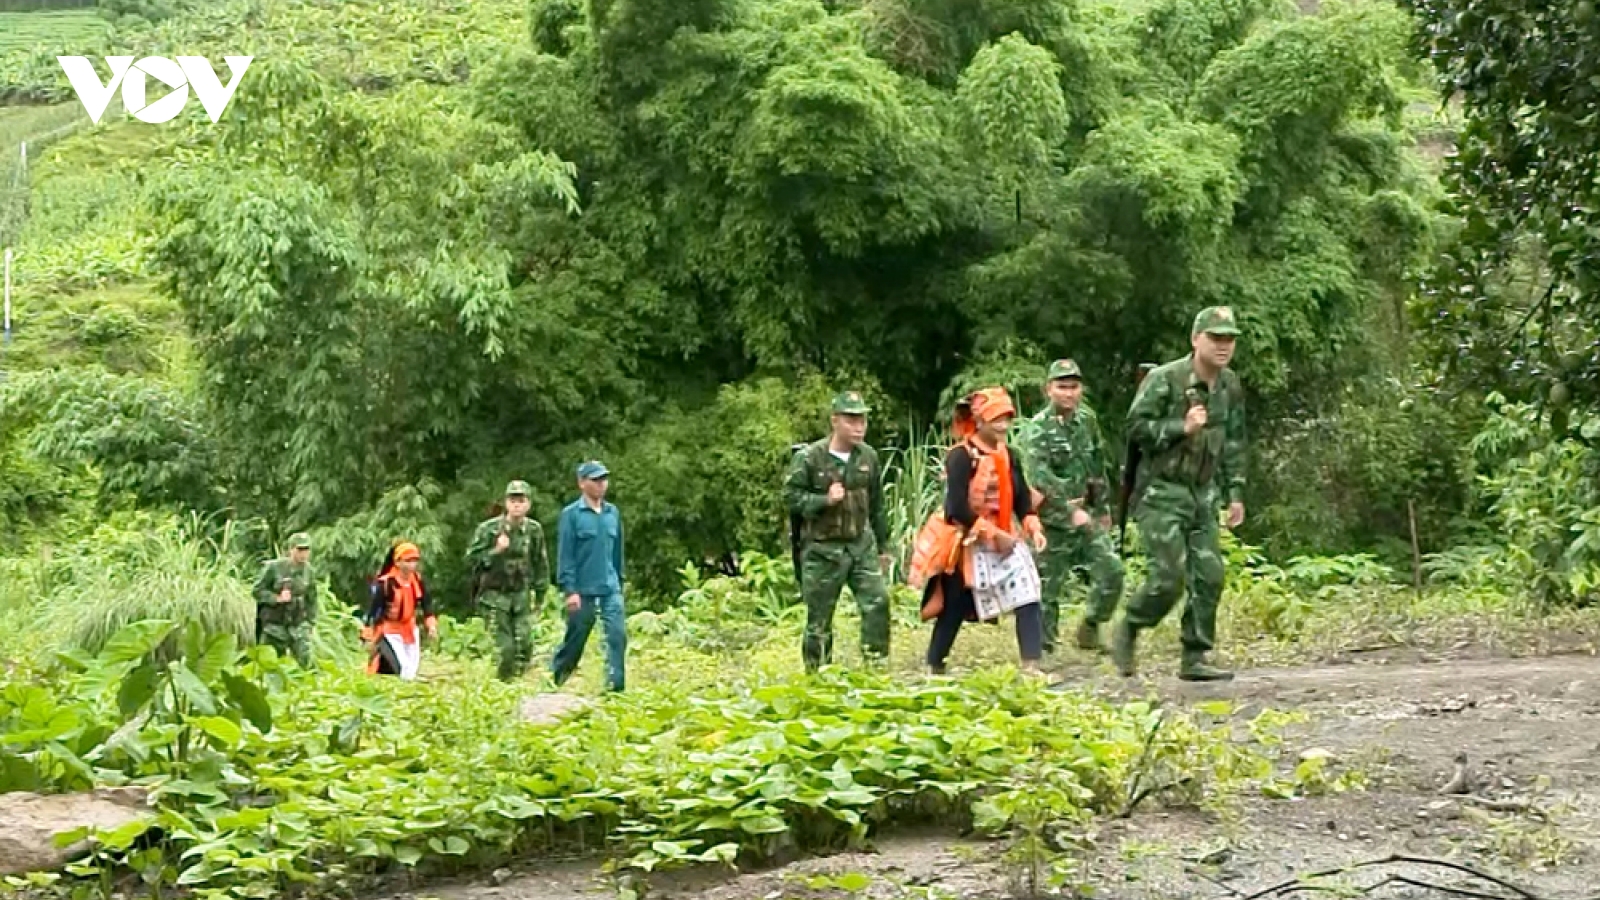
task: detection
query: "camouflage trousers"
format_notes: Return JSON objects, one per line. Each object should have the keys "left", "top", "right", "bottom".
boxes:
{"left": 479, "top": 589, "right": 534, "bottom": 681}
{"left": 1125, "top": 480, "right": 1224, "bottom": 657}
{"left": 800, "top": 533, "right": 889, "bottom": 671}
{"left": 1038, "top": 523, "right": 1126, "bottom": 654}
{"left": 258, "top": 622, "right": 312, "bottom": 668}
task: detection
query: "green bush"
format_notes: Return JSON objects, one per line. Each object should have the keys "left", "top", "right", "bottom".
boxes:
{"left": 1466, "top": 395, "right": 1600, "bottom": 609}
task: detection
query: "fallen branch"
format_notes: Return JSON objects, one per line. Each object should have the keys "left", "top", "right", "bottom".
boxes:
{"left": 1239, "top": 853, "right": 1556, "bottom": 900}
{"left": 1185, "top": 863, "right": 1246, "bottom": 898}
{"left": 1462, "top": 796, "right": 1551, "bottom": 820}
{"left": 1261, "top": 873, "right": 1520, "bottom": 900}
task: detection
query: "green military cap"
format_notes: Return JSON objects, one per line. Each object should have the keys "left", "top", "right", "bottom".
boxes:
{"left": 288, "top": 532, "right": 312, "bottom": 550}
{"left": 1192, "top": 306, "right": 1241, "bottom": 336}
{"left": 504, "top": 480, "right": 531, "bottom": 497}
{"left": 1046, "top": 359, "right": 1082, "bottom": 381}
{"left": 831, "top": 391, "right": 870, "bottom": 415}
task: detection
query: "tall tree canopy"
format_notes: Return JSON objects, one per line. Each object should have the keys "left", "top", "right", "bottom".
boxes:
{"left": 1406, "top": 0, "right": 1600, "bottom": 414}
{"left": 139, "top": 0, "right": 1434, "bottom": 595}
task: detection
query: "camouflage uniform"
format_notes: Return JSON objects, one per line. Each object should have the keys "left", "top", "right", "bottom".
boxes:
{"left": 783, "top": 392, "right": 890, "bottom": 672}
{"left": 253, "top": 532, "right": 317, "bottom": 667}
{"left": 1114, "top": 307, "right": 1246, "bottom": 681}
{"left": 1015, "top": 359, "right": 1125, "bottom": 655}
{"left": 466, "top": 480, "right": 551, "bottom": 681}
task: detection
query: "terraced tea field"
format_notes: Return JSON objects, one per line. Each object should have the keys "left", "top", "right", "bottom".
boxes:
{"left": 0, "top": 9, "right": 109, "bottom": 55}
{"left": 0, "top": 102, "right": 80, "bottom": 144}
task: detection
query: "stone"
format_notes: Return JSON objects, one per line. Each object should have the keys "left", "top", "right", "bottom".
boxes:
{"left": 0, "top": 787, "right": 153, "bottom": 876}
{"left": 518, "top": 693, "right": 593, "bottom": 726}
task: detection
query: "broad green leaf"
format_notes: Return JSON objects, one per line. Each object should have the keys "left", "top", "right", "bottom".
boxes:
{"left": 826, "top": 788, "right": 876, "bottom": 806}
{"left": 193, "top": 716, "right": 243, "bottom": 747}
{"left": 43, "top": 742, "right": 95, "bottom": 788}
{"left": 169, "top": 662, "right": 217, "bottom": 715}
{"left": 195, "top": 633, "right": 238, "bottom": 683}
{"left": 100, "top": 620, "right": 179, "bottom": 667}
{"left": 0, "top": 752, "right": 42, "bottom": 792}
{"left": 210, "top": 808, "right": 271, "bottom": 831}
{"left": 176, "top": 864, "right": 216, "bottom": 886}
{"left": 2, "top": 706, "right": 79, "bottom": 746}
{"left": 835, "top": 872, "right": 873, "bottom": 892}
{"left": 118, "top": 659, "right": 160, "bottom": 719}
{"left": 737, "top": 815, "right": 787, "bottom": 835}
{"left": 394, "top": 845, "right": 423, "bottom": 866}
{"left": 95, "top": 819, "right": 153, "bottom": 852}
{"left": 650, "top": 840, "right": 691, "bottom": 858}
{"left": 222, "top": 673, "right": 272, "bottom": 733}
{"left": 52, "top": 826, "right": 91, "bottom": 849}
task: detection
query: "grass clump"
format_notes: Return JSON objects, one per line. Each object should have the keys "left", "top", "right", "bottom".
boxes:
{"left": 15, "top": 513, "right": 254, "bottom": 659}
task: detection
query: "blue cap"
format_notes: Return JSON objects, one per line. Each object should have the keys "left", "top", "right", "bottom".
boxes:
{"left": 577, "top": 460, "right": 609, "bottom": 480}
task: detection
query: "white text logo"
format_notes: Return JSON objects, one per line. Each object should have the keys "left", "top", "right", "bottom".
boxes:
{"left": 57, "top": 56, "right": 253, "bottom": 124}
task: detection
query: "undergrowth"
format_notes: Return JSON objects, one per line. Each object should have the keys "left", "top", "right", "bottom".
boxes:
{"left": 1, "top": 516, "right": 1593, "bottom": 899}
{"left": 1, "top": 615, "right": 1282, "bottom": 900}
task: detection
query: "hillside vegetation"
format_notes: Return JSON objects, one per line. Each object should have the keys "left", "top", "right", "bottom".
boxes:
{"left": 5, "top": 0, "right": 1600, "bottom": 897}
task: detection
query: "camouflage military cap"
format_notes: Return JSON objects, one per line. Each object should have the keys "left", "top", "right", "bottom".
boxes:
{"left": 831, "top": 391, "right": 870, "bottom": 415}
{"left": 1046, "top": 359, "right": 1082, "bottom": 381}
{"left": 287, "top": 532, "right": 312, "bottom": 550}
{"left": 504, "top": 480, "right": 531, "bottom": 497}
{"left": 1192, "top": 306, "right": 1241, "bottom": 336}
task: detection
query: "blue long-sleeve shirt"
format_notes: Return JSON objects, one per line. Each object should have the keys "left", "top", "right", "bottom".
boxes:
{"left": 556, "top": 498, "right": 624, "bottom": 597}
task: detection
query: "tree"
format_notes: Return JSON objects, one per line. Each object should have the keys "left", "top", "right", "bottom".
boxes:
{"left": 136, "top": 0, "right": 1439, "bottom": 590}
{"left": 1405, "top": 0, "right": 1600, "bottom": 414}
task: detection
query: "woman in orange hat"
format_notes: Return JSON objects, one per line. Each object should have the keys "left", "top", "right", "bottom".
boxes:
{"left": 922, "top": 387, "right": 1049, "bottom": 674}
{"left": 363, "top": 541, "right": 438, "bottom": 679}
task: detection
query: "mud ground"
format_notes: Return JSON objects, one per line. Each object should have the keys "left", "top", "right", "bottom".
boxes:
{"left": 386, "top": 651, "right": 1600, "bottom": 900}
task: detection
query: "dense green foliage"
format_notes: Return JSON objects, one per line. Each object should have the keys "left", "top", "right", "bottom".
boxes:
{"left": 0, "top": 0, "right": 1454, "bottom": 599}
{"left": 9, "top": 0, "right": 1600, "bottom": 895}
{"left": 3, "top": 0, "right": 1596, "bottom": 610}
{"left": 1405, "top": 0, "right": 1600, "bottom": 411}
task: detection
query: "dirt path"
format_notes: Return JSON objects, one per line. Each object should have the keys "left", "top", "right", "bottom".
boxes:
{"left": 383, "top": 652, "right": 1600, "bottom": 900}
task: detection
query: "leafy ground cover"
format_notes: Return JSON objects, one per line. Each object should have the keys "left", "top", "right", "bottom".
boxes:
{"left": 0, "top": 613, "right": 1287, "bottom": 900}
{"left": 4, "top": 514, "right": 1596, "bottom": 900}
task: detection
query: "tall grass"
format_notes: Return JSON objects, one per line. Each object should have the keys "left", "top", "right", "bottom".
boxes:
{"left": 25, "top": 512, "right": 255, "bottom": 659}
{"left": 880, "top": 422, "right": 947, "bottom": 582}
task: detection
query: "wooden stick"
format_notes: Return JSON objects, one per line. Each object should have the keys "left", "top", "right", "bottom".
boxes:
{"left": 1408, "top": 499, "right": 1423, "bottom": 598}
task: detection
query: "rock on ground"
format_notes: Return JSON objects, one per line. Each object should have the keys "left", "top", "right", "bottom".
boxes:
{"left": 518, "top": 692, "right": 592, "bottom": 726}
{"left": 0, "top": 786, "right": 153, "bottom": 876}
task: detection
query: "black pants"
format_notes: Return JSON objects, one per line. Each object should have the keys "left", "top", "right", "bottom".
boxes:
{"left": 926, "top": 573, "right": 1043, "bottom": 671}
{"left": 371, "top": 639, "right": 402, "bottom": 676}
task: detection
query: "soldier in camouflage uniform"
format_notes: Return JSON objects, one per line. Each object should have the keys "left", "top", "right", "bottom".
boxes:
{"left": 784, "top": 391, "right": 891, "bottom": 672}
{"left": 253, "top": 532, "right": 318, "bottom": 667}
{"left": 466, "top": 480, "right": 551, "bottom": 681}
{"left": 1112, "top": 307, "right": 1247, "bottom": 682}
{"left": 1016, "top": 359, "right": 1126, "bottom": 656}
